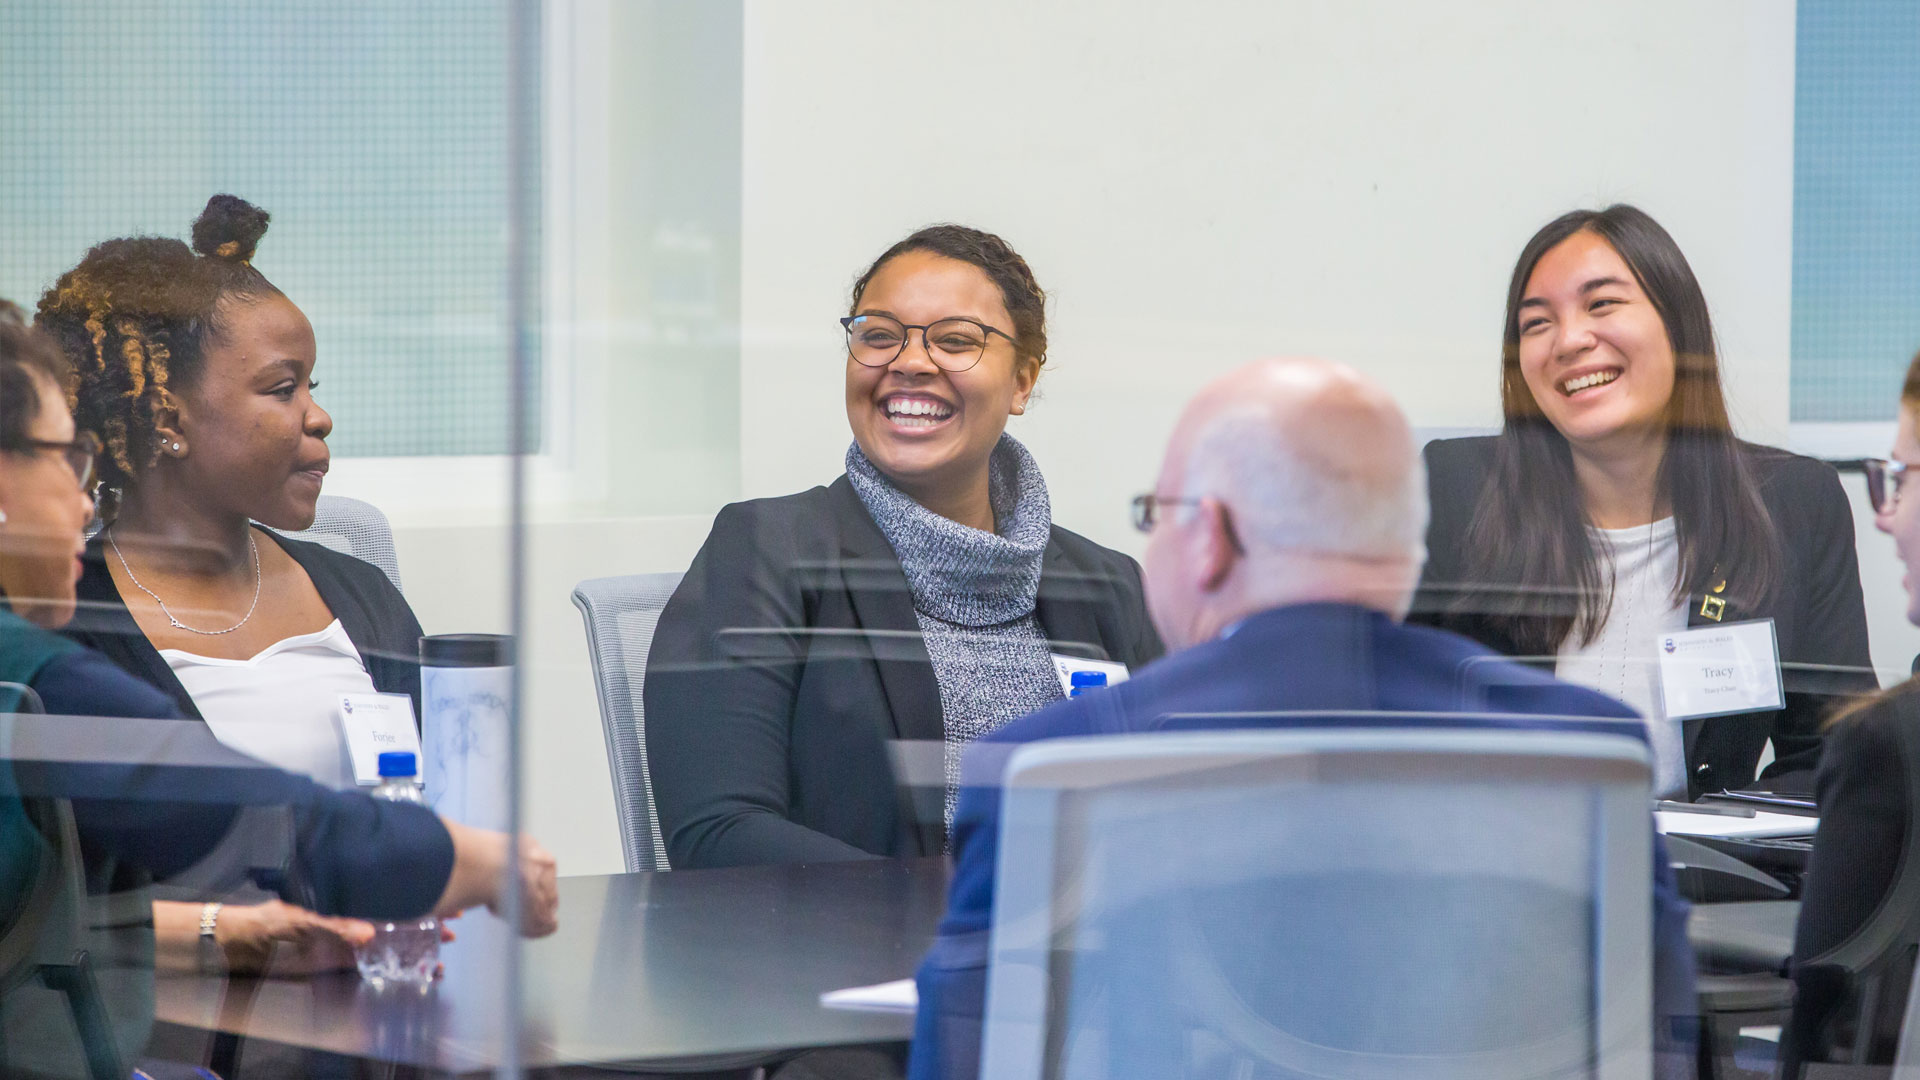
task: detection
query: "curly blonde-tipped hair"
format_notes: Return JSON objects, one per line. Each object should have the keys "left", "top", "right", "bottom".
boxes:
{"left": 34, "top": 195, "right": 278, "bottom": 513}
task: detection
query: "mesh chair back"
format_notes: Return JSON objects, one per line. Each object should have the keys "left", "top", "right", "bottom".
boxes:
{"left": 267, "top": 494, "right": 404, "bottom": 594}
{"left": 980, "top": 728, "right": 1654, "bottom": 1080}
{"left": 572, "top": 572, "right": 684, "bottom": 873}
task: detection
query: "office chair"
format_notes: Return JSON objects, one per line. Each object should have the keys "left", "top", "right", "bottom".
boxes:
{"left": 267, "top": 493, "right": 404, "bottom": 595}
{"left": 0, "top": 798, "right": 126, "bottom": 1080}
{"left": 572, "top": 572, "right": 684, "bottom": 874}
{"left": 979, "top": 728, "right": 1656, "bottom": 1080}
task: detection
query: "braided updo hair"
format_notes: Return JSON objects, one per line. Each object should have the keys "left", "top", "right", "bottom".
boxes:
{"left": 850, "top": 224, "right": 1049, "bottom": 370}
{"left": 35, "top": 195, "right": 281, "bottom": 508}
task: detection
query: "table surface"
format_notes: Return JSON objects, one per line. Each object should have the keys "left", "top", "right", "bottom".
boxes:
{"left": 153, "top": 857, "right": 951, "bottom": 1074}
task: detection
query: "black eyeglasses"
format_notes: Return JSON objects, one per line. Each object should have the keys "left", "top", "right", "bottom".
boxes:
{"left": 1864, "top": 458, "right": 1911, "bottom": 514}
{"left": 16, "top": 431, "right": 100, "bottom": 492}
{"left": 1132, "top": 493, "right": 1206, "bottom": 533}
{"left": 841, "top": 314, "right": 1016, "bottom": 373}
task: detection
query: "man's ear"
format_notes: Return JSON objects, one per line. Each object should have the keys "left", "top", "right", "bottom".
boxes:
{"left": 1192, "top": 497, "right": 1239, "bottom": 592}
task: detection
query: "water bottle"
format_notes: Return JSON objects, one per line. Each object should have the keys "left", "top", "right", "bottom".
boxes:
{"left": 1069, "top": 670, "right": 1108, "bottom": 697}
{"left": 355, "top": 751, "right": 440, "bottom": 989}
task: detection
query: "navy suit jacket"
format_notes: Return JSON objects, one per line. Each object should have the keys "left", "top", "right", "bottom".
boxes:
{"left": 909, "top": 602, "right": 1698, "bottom": 1080}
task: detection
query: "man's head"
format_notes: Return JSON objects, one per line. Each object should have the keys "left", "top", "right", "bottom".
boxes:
{"left": 1141, "top": 357, "right": 1428, "bottom": 650}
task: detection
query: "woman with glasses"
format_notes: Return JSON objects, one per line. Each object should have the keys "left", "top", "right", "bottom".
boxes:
{"left": 1415, "top": 204, "right": 1874, "bottom": 799}
{"left": 33, "top": 196, "right": 448, "bottom": 973}
{"left": 1783, "top": 352, "right": 1920, "bottom": 1069}
{"left": 646, "top": 225, "right": 1161, "bottom": 869}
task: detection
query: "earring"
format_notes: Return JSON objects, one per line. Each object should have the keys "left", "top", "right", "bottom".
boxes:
{"left": 1012, "top": 403, "right": 1026, "bottom": 415}
{"left": 171, "top": 442, "right": 181, "bottom": 452}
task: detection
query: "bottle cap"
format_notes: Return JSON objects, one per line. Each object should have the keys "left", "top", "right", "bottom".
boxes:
{"left": 377, "top": 751, "right": 418, "bottom": 778}
{"left": 1070, "top": 670, "right": 1108, "bottom": 688}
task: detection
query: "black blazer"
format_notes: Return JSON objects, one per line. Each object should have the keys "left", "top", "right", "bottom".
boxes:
{"left": 65, "top": 527, "right": 426, "bottom": 723}
{"left": 644, "top": 475, "right": 1164, "bottom": 869}
{"left": 1414, "top": 436, "right": 1875, "bottom": 798}
{"left": 1787, "top": 691, "right": 1914, "bottom": 1064}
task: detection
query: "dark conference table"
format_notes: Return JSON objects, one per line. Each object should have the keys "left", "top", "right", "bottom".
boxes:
{"left": 153, "top": 857, "right": 951, "bottom": 1074}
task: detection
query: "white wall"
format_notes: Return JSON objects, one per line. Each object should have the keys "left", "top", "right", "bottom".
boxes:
{"left": 739, "top": 0, "right": 1798, "bottom": 558}
{"left": 341, "top": 0, "right": 1809, "bottom": 878}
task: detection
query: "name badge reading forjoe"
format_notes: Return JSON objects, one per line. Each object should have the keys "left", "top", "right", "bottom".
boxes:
{"left": 337, "top": 692, "right": 422, "bottom": 787}
{"left": 1656, "top": 618, "right": 1784, "bottom": 722}
{"left": 1050, "top": 654, "right": 1130, "bottom": 697}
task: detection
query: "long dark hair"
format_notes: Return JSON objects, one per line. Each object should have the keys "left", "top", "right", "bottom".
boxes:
{"left": 1456, "top": 205, "right": 1779, "bottom": 654}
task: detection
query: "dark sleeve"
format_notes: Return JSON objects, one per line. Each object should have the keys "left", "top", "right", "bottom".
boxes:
{"left": 644, "top": 500, "right": 873, "bottom": 868}
{"left": 26, "top": 649, "right": 454, "bottom": 919}
{"left": 1118, "top": 553, "right": 1164, "bottom": 670}
{"left": 1793, "top": 709, "right": 1904, "bottom": 963}
{"left": 1408, "top": 438, "right": 1477, "bottom": 630}
{"left": 1763, "top": 462, "right": 1875, "bottom": 787}
{"left": 1787, "top": 705, "right": 1906, "bottom": 1059}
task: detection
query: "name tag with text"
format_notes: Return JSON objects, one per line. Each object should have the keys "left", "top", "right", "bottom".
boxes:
{"left": 337, "top": 692, "right": 422, "bottom": 786}
{"left": 1656, "top": 619, "right": 1784, "bottom": 722}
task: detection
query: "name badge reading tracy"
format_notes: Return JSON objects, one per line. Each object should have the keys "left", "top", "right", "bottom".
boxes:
{"left": 337, "top": 692, "right": 423, "bottom": 786}
{"left": 1656, "top": 618, "right": 1784, "bottom": 722}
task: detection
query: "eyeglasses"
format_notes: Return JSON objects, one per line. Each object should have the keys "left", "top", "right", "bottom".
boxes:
{"left": 840, "top": 314, "right": 1016, "bottom": 373}
{"left": 1132, "top": 493, "right": 1207, "bottom": 533}
{"left": 1132, "top": 492, "right": 1248, "bottom": 553}
{"left": 16, "top": 431, "right": 100, "bottom": 492}
{"left": 1864, "top": 457, "right": 1912, "bottom": 514}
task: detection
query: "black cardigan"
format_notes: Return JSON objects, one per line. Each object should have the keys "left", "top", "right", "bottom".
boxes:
{"left": 65, "top": 527, "right": 426, "bottom": 723}
{"left": 644, "top": 475, "right": 1164, "bottom": 869}
{"left": 1414, "top": 435, "right": 1875, "bottom": 798}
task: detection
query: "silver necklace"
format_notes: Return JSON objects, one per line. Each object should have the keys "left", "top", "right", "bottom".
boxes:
{"left": 107, "top": 527, "right": 262, "bottom": 635}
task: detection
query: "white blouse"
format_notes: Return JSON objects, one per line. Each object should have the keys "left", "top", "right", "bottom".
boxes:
{"left": 162, "top": 619, "right": 376, "bottom": 789}
{"left": 1554, "top": 518, "right": 1691, "bottom": 799}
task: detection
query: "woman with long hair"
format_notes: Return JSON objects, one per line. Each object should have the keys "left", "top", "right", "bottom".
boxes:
{"left": 1417, "top": 204, "right": 1874, "bottom": 798}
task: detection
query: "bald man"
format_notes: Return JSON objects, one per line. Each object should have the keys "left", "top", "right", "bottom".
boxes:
{"left": 908, "top": 358, "right": 1698, "bottom": 1080}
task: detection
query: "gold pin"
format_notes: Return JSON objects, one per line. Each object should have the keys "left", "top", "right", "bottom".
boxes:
{"left": 1699, "top": 578, "right": 1728, "bottom": 621}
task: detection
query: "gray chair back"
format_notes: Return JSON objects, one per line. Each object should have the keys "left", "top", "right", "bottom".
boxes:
{"left": 980, "top": 727, "right": 1655, "bottom": 1080}
{"left": 267, "top": 494, "right": 404, "bottom": 595}
{"left": 572, "top": 571, "right": 684, "bottom": 873}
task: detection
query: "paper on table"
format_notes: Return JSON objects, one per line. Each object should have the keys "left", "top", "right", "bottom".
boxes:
{"left": 1656, "top": 809, "right": 1817, "bottom": 839}
{"left": 820, "top": 978, "right": 918, "bottom": 1015}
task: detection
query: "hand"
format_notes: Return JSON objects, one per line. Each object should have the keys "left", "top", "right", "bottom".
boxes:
{"left": 503, "top": 834, "right": 559, "bottom": 938}
{"left": 214, "top": 899, "right": 375, "bottom": 976}
{"left": 437, "top": 821, "right": 560, "bottom": 938}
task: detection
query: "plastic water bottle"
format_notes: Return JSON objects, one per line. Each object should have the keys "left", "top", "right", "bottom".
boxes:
{"left": 1069, "top": 670, "right": 1108, "bottom": 697}
{"left": 355, "top": 751, "right": 440, "bottom": 989}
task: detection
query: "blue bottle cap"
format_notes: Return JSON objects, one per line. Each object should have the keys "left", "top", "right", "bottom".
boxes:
{"left": 377, "top": 751, "right": 418, "bottom": 778}
{"left": 1069, "top": 670, "right": 1108, "bottom": 688}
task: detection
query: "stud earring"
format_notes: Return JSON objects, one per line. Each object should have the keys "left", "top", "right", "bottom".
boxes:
{"left": 171, "top": 442, "right": 181, "bottom": 452}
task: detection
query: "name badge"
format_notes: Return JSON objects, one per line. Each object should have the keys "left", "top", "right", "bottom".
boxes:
{"left": 337, "top": 692, "right": 423, "bottom": 786}
{"left": 1050, "top": 653, "right": 1130, "bottom": 696}
{"left": 1656, "top": 618, "right": 1784, "bottom": 721}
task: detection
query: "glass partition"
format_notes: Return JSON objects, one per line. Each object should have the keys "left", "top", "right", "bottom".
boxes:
{"left": 6, "top": 1, "right": 1919, "bottom": 1077}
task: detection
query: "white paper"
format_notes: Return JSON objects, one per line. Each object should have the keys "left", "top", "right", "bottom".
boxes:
{"left": 336, "top": 692, "right": 422, "bottom": 786}
{"left": 820, "top": 978, "right": 918, "bottom": 1015}
{"left": 1656, "top": 618, "right": 1784, "bottom": 721}
{"left": 1051, "top": 654, "right": 1130, "bottom": 697}
{"left": 1655, "top": 809, "right": 1816, "bottom": 839}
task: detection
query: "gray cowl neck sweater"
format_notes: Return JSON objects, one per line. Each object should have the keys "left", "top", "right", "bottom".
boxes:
{"left": 846, "top": 434, "right": 1064, "bottom": 838}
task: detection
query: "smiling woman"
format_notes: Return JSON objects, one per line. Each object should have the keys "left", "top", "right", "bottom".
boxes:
{"left": 32, "top": 195, "right": 444, "bottom": 977}
{"left": 1413, "top": 205, "right": 1876, "bottom": 800}
{"left": 643, "top": 225, "right": 1161, "bottom": 872}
